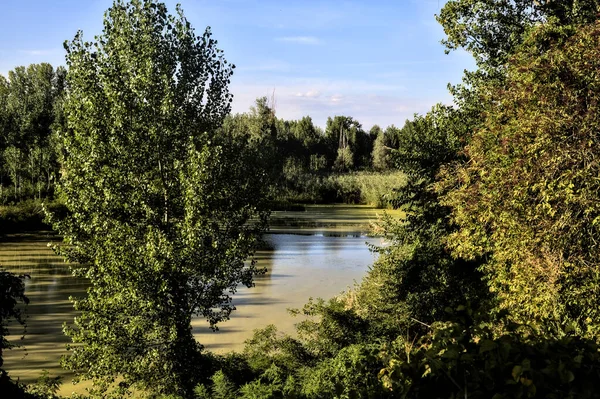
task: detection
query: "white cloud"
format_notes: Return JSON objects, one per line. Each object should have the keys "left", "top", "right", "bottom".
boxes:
{"left": 275, "top": 36, "right": 321, "bottom": 45}
{"left": 295, "top": 90, "right": 321, "bottom": 98}
{"left": 330, "top": 94, "right": 344, "bottom": 104}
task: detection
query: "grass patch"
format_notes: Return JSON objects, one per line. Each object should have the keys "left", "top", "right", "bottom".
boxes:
{"left": 0, "top": 199, "right": 65, "bottom": 235}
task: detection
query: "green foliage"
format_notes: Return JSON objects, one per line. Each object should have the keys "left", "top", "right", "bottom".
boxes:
{"left": 379, "top": 308, "right": 600, "bottom": 399}
{"left": 333, "top": 147, "right": 354, "bottom": 172}
{"left": 347, "top": 104, "right": 487, "bottom": 338}
{"left": 197, "top": 6, "right": 600, "bottom": 399}
{"left": 276, "top": 170, "right": 405, "bottom": 207}
{"left": 0, "top": 63, "right": 65, "bottom": 202}
{"left": 193, "top": 384, "right": 211, "bottom": 399}
{"left": 391, "top": 105, "right": 466, "bottom": 179}
{"left": 292, "top": 298, "right": 372, "bottom": 359}
{"left": 25, "top": 371, "right": 62, "bottom": 399}
{"left": 52, "top": 0, "right": 269, "bottom": 397}
{"left": 299, "top": 344, "right": 387, "bottom": 399}
{"left": 325, "top": 116, "right": 373, "bottom": 170}
{"left": 0, "top": 268, "right": 36, "bottom": 398}
{"left": 439, "top": 0, "right": 599, "bottom": 70}
{"left": 442, "top": 21, "right": 600, "bottom": 337}
{"left": 371, "top": 125, "right": 399, "bottom": 171}
{"left": 328, "top": 171, "right": 406, "bottom": 207}
{"left": 0, "top": 269, "right": 28, "bottom": 369}
{"left": 210, "top": 371, "right": 237, "bottom": 399}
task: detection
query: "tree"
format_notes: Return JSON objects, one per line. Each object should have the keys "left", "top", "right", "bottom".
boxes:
{"left": 0, "top": 270, "right": 28, "bottom": 372}
{"left": 438, "top": 0, "right": 599, "bottom": 73}
{"left": 325, "top": 116, "right": 367, "bottom": 170}
{"left": 441, "top": 21, "right": 600, "bottom": 337}
{"left": 5, "top": 64, "right": 56, "bottom": 150}
{"left": 0, "top": 76, "right": 10, "bottom": 152}
{"left": 53, "top": 1, "right": 269, "bottom": 396}
{"left": 0, "top": 64, "right": 65, "bottom": 201}
{"left": 3, "top": 147, "right": 23, "bottom": 199}
{"left": 291, "top": 116, "right": 320, "bottom": 150}
{"left": 437, "top": 0, "right": 600, "bottom": 137}
{"left": 372, "top": 125, "right": 399, "bottom": 171}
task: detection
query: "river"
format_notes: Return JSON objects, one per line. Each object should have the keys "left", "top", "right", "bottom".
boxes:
{"left": 0, "top": 205, "right": 401, "bottom": 393}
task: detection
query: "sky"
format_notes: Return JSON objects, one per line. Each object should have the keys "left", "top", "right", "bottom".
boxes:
{"left": 0, "top": 0, "right": 476, "bottom": 129}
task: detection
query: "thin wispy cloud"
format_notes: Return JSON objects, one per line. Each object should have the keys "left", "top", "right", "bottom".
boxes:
{"left": 295, "top": 90, "right": 321, "bottom": 98}
{"left": 329, "top": 94, "right": 344, "bottom": 104}
{"left": 228, "top": 78, "right": 439, "bottom": 129}
{"left": 276, "top": 36, "right": 321, "bottom": 45}
{"left": 18, "top": 49, "right": 58, "bottom": 56}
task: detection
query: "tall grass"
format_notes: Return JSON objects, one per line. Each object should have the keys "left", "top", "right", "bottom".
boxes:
{"left": 0, "top": 199, "right": 66, "bottom": 234}
{"left": 277, "top": 170, "right": 406, "bottom": 208}
{"left": 328, "top": 171, "right": 406, "bottom": 207}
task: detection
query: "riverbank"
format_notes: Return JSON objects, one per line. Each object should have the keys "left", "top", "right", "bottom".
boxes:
{"left": 0, "top": 200, "right": 65, "bottom": 235}
{"left": 269, "top": 204, "right": 404, "bottom": 234}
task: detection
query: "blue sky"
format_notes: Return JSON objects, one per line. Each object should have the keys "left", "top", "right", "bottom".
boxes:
{"left": 0, "top": 0, "right": 475, "bottom": 129}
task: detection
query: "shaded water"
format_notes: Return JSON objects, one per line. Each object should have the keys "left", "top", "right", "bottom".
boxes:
{"left": 0, "top": 205, "right": 400, "bottom": 391}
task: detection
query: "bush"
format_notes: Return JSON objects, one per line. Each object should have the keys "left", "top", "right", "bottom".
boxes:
{"left": 0, "top": 199, "right": 65, "bottom": 234}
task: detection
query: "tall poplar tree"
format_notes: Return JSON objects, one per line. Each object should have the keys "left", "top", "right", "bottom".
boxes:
{"left": 53, "top": 1, "right": 269, "bottom": 397}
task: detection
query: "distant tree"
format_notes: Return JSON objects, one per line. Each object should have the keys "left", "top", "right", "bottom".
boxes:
{"left": 309, "top": 154, "right": 327, "bottom": 172}
{"left": 5, "top": 64, "right": 55, "bottom": 149}
{"left": 249, "top": 97, "right": 277, "bottom": 139}
{"left": 372, "top": 125, "right": 399, "bottom": 171}
{"left": 325, "top": 116, "right": 368, "bottom": 170}
{"left": 291, "top": 116, "right": 321, "bottom": 149}
{"left": 53, "top": 1, "right": 269, "bottom": 397}
{"left": 0, "top": 77, "right": 10, "bottom": 152}
{"left": 3, "top": 147, "right": 23, "bottom": 199}
{"left": 369, "top": 124, "right": 382, "bottom": 141}
{"left": 334, "top": 147, "right": 354, "bottom": 172}
{"left": 0, "top": 64, "right": 65, "bottom": 200}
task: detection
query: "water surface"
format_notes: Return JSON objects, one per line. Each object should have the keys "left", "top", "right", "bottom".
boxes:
{"left": 0, "top": 205, "right": 399, "bottom": 391}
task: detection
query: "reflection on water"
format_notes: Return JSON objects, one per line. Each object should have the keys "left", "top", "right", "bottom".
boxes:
{"left": 0, "top": 233, "right": 88, "bottom": 383}
{"left": 194, "top": 233, "right": 381, "bottom": 353}
{"left": 0, "top": 206, "right": 391, "bottom": 388}
{"left": 269, "top": 204, "right": 403, "bottom": 235}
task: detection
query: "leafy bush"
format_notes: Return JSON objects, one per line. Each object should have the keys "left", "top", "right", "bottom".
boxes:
{"left": 0, "top": 199, "right": 65, "bottom": 234}
{"left": 441, "top": 21, "right": 600, "bottom": 336}
{"left": 380, "top": 308, "right": 600, "bottom": 399}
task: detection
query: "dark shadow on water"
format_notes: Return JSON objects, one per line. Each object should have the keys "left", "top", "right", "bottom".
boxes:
{"left": 232, "top": 297, "right": 288, "bottom": 306}
{"left": 262, "top": 273, "right": 294, "bottom": 279}
{"left": 193, "top": 327, "right": 245, "bottom": 335}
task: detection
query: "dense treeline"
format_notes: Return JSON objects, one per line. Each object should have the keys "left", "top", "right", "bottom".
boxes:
{"left": 0, "top": 67, "right": 406, "bottom": 211}
{"left": 0, "top": 63, "right": 65, "bottom": 202}
{"left": 222, "top": 97, "right": 407, "bottom": 206}
{"left": 4, "top": 0, "right": 600, "bottom": 398}
{"left": 0, "top": 61, "right": 407, "bottom": 210}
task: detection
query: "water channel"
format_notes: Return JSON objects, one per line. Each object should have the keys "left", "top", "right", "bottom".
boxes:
{"left": 0, "top": 205, "right": 401, "bottom": 394}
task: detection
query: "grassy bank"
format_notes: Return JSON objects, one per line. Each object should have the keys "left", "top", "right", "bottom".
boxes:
{"left": 280, "top": 171, "right": 406, "bottom": 208}
{"left": 0, "top": 199, "right": 65, "bottom": 235}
